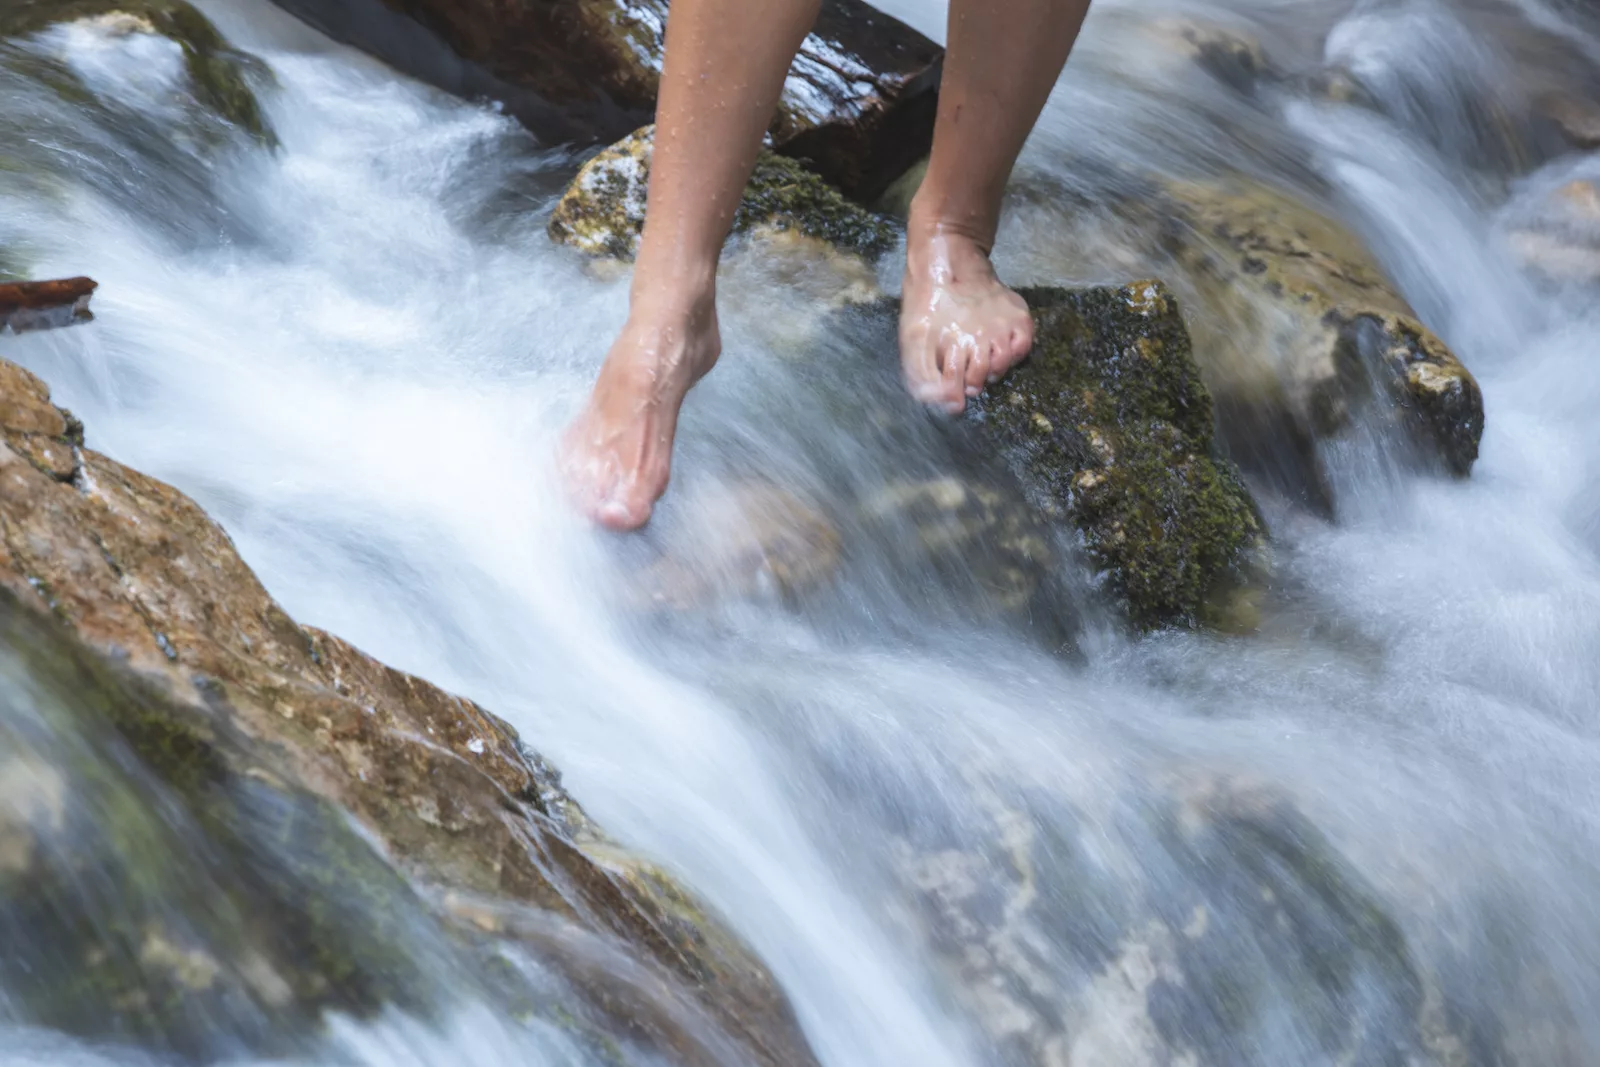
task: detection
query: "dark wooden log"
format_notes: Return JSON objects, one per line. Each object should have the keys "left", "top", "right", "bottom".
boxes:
{"left": 265, "top": 0, "right": 941, "bottom": 202}
{"left": 0, "top": 277, "right": 97, "bottom": 334}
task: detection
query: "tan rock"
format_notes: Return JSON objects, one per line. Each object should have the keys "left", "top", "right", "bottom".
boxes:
{"left": 1506, "top": 177, "right": 1600, "bottom": 285}
{"left": 1158, "top": 178, "right": 1485, "bottom": 481}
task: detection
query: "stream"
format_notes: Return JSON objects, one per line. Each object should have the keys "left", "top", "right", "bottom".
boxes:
{"left": 4, "top": 0, "right": 1600, "bottom": 1063}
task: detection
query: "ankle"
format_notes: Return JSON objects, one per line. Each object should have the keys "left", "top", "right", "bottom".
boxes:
{"left": 626, "top": 276, "right": 718, "bottom": 335}
{"left": 907, "top": 190, "right": 998, "bottom": 255}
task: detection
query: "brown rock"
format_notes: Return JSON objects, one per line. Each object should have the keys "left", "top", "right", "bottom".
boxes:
{"left": 265, "top": 0, "right": 942, "bottom": 201}
{"left": 0, "top": 356, "right": 819, "bottom": 1067}
{"left": 0, "top": 277, "right": 97, "bottom": 334}
{"left": 1538, "top": 92, "right": 1600, "bottom": 150}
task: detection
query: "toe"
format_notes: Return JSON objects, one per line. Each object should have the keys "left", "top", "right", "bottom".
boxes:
{"left": 992, "top": 313, "right": 1035, "bottom": 380}
{"left": 940, "top": 331, "right": 976, "bottom": 413}
{"left": 596, "top": 496, "right": 651, "bottom": 531}
{"left": 899, "top": 320, "right": 948, "bottom": 408}
{"left": 965, "top": 333, "right": 994, "bottom": 398}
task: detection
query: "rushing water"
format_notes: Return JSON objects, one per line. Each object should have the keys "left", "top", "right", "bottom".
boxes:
{"left": 4, "top": 0, "right": 1600, "bottom": 1062}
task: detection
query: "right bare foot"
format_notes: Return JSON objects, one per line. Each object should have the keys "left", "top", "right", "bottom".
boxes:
{"left": 560, "top": 299, "right": 721, "bottom": 530}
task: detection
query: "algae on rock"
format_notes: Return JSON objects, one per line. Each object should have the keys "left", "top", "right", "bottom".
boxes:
{"left": 550, "top": 126, "right": 899, "bottom": 263}
{"left": 964, "top": 282, "right": 1263, "bottom": 632}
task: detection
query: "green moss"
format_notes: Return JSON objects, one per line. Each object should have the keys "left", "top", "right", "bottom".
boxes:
{"left": 736, "top": 151, "right": 898, "bottom": 258}
{"left": 968, "top": 282, "right": 1262, "bottom": 630}
{"left": 549, "top": 127, "right": 896, "bottom": 261}
{"left": 0, "top": 590, "right": 432, "bottom": 1059}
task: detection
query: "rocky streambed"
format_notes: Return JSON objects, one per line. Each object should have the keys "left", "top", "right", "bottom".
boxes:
{"left": 5, "top": 0, "right": 1598, "bottom": 1064}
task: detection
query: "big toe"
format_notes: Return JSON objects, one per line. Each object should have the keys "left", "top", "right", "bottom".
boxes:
{"left": 595, "top": 496, "right": 653, "bottom": 531}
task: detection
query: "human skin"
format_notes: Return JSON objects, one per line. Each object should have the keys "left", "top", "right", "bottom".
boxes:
{"left": 562, "top": 0, "right": 1093, "bottom": 530}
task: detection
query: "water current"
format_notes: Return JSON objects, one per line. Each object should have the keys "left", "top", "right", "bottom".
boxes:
{"left": 4, "top": 0, "right": 1600, "bottom": 1062}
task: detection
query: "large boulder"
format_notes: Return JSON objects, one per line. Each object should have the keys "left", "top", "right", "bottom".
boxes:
{"left": 828, "top": 282, "right": 1263, "bottom": 634}
{"left": 1152, "top": 179, "right": 1484, "bottom": 506}
{"left": 0, "top": 353, "right": 819, "bottom": 1066}
{"left": 964, "top": 283, "right": 1263, "bottom": 633}
{"left": 265, "top": 0, "right": 942, "bottom": 202}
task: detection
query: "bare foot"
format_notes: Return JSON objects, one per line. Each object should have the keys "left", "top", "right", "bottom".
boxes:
{"left": 561, "top": 299, "right": 721, "bottom": 530}
{"left": 898, "top": 217, "right": 1034, "bottom": 415}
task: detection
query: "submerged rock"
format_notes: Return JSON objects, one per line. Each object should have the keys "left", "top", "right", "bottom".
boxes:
{"left": 0, "top": 0, "right": 277, "bottom": 146}
{"left": 1539, "top": 92, "right": 1600, "bottom": 151}
{"left": 963, "top": 282, "right": 1264, "bottom": 632}
{"left": 0, "top": 356, "right": 819, "bottom": 1066}
{"left": 265, "top": 0, "right": 941, "bottom": 202}
{"left": 1157, "top": 178, "right": 1484, "bottom": 488}
{"left": 550, "top": 126, "right": 899, "bottom": 264}
{"left": 858, "top": 476, "right": 1062, "bottom": 621}
{"left": 633, "top": 482, "right": 845, "bottom": 611}
{"left": 1505, "top": 175, "right": 1600, "bottom": 286}
{"left": 886, "top": 773, "right": 1479, "bottom": 1067}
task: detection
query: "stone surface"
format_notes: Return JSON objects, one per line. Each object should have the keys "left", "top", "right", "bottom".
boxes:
{"left": 265, "top": 0, "right": 942, "bottom": 201}
{"left": 1506, "top": 176, "right": 1600, "bottom": 285}
{"left": 0, "top": 356, "right": 819, "bottom": 1067}
{"left": 1157, "top": 179, "right": 1485, "bottom": 487}
{"left": 962, "top": 283, "right": 1265, "bottom": 633}
{"left": 550, "top": 125, "right": 898, "bottom": 263}
{"left": 858, "top": 476, "right": 1062, "bottom": 621}
{"left": 884, "top": 773, "right": 1481, "bottom": 1067}
{"left": 1, "top": 0, "right": 277, "bottom": 146}
{"left": 0, "top": 276, "right": 97, "bottom": 333}
{"left": 1539, "top": 92, "right": 1600, "bottom": 150}
{"left": 633, "top": 482, "right": 844, "bottom": 611}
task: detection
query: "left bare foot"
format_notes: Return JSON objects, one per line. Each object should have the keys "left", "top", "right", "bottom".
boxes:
{"left": 898, "top": 214, "right": 1034, "bottom": 415}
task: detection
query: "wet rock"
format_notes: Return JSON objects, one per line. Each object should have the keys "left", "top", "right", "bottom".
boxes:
{"left": 1505, "top": 176, "right": 1600, "bottom": 285}
{"left": 1538, "top": 92, "right": 1600, "bottom": 151}
{"left": 550, "top": 125, "right": 898, "bottom": 264}
{"left": 0, "top": 276, "right": 97, "bottom": 334}
{"left": 265, "top": 0, "right": 942, "bottom": 202}
{"left": 857, "top": 476, "right": 1062, "bottom": 621}
{"left": 1157, "top": 178, "right": 1485, "bottom": 483}
{"left": 1148, "top": 17, "right": 1278, "bottom": 95}
{"left": 1, "top": 0, "right": 277, "bottom": 146}
{"left": 887, "top": 775, "right": 1480, "bottom": 1067}
{"left": 963, "top": 282, "right": 1264, "bottom": 632}
{"left": 0, "top": 356, "right": 819, "bottom": 1067}
{"left": 633, "top": 482, "right": 844, "bottom": 611}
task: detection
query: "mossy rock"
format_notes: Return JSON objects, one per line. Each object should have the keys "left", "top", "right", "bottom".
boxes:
{"left": 549, "top": 126, "right": 898, "bottom": 262}
{"left": 0, "top": 590, "right": 433, "bottom": 1060}
{"left": 964, "top": 282, "right": 1263, "bottom": 632}
{"left": 0, "top": 0, "right": 276, "bottom": 146}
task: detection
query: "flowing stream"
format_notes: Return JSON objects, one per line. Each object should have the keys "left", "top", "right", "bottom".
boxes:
{"left": 4, "top": 0, "right": 1600, "bottom": 1062}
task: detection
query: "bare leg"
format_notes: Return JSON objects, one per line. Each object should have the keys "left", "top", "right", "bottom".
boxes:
{"left": 561, "top": 0, "right": 822, "bottom": 530}
{"left": 901, "top": 0, "right": 1092, "bottom": 413}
